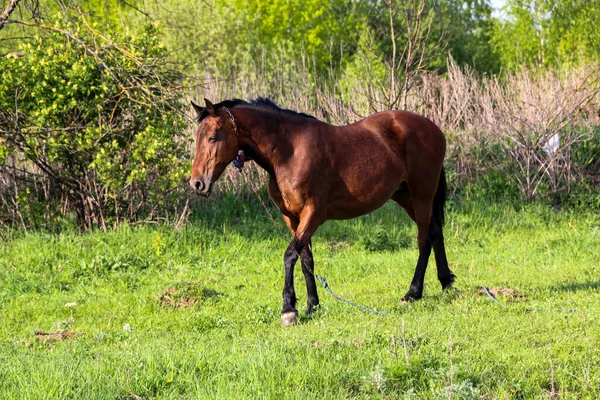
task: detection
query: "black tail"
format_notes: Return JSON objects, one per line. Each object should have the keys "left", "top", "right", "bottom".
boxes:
{"left": 432, "top": 167, "right": 447, "bottom": 227}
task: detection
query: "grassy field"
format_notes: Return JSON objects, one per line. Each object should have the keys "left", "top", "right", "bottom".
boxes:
{"left": 1, "top": 194, "right": 599, "bottom": 399}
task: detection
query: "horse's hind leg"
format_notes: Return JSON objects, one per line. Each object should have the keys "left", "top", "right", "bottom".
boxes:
{"left": 404, "top": 200, "right": 434, "bottom": 300}
{"left": 393, "top": 180, "right": 455, "bottom": 298}
{"left": 392, "top": 189, "right": 432, "bottom": 300}
{"left": 429, "top": 171, "right": 456, "bottom": 290}
{"left": 429, "top": 214, "right": 455, "bottom": 290}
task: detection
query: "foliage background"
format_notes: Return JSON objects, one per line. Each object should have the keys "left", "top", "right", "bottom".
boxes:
{"left": 0, "top": 0, "right": 599, "bottom": 229}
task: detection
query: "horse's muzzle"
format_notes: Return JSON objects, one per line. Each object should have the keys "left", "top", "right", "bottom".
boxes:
{"left": 190, "top": 178, "right": 212, "bottom": 197}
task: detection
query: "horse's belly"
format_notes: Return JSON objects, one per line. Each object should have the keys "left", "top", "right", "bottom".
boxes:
{"left": 326, "top": 201, "right": 389, "bottom": 220}
{"left": 325, "top": 177, "right": 398, "bottom": 220}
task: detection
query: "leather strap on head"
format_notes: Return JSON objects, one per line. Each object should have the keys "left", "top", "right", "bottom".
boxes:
{"left": 221, "top": 106, "right": 238, "bottom": 135}
{"left": 222, "top": 106, "right": 251, "bottom": 171}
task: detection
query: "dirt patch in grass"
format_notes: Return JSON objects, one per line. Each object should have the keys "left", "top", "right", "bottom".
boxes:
{"left": 478, "top": 287, "right": 526, "bottom": 301}
{"left": 159, "top": 287, "right": 199, "bottom": 309}
{"left": 328, "top": 241, "right": 349, "bottom": 252}
{"left": 117, "top": 393, "right": 149, "bottom": 400}
{"left": 159, "top": 283, "right": 224, "bottom": 309}
{"left": 34, "top": 330, "right": 77, "bottom": 342}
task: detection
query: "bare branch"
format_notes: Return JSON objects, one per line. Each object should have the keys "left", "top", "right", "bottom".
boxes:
{"left": 0, "top": 0, "right": 20, "bottom": 32}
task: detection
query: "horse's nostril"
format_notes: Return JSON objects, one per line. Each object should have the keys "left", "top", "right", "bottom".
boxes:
{"left": 195, "top": 180, "right": 204, "bottom": 192}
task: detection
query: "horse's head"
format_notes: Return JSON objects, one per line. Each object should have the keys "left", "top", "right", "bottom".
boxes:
{"left": 189, "top": 98, "right": 239, "bottom": 197}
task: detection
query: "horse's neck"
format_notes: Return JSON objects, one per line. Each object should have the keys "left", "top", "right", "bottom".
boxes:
{"left": 236, "top": 108, "right": 296, "bottom": 176}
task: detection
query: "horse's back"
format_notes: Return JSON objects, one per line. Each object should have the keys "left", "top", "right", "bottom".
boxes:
{"left": 328, "top": 110, "right": 445, "bottom": 174}
{"left": 317, "top": 110, "right": 446, "bottom": 219}
{"left": 354, "top": 110, "right": 444, "bottom": 151}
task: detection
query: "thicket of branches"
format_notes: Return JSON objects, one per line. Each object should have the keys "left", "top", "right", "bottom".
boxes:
{"left": 0, "top": 1, "right": 190, "bottom": 230}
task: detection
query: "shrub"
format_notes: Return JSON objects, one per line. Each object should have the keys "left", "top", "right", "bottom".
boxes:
{"left": 0, "top": 14, "right": 189, "bottom": 229}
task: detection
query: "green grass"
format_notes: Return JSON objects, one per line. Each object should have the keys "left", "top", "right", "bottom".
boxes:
{"left": 1, "top": 195, "right": 600, "bottom": 399}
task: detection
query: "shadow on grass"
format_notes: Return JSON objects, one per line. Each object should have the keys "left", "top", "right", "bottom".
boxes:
{"left": 549, "top": 280, "right": 600, "bottom": 293}
{"left": 190, "top": 192, "right": 415, "bottom": 248}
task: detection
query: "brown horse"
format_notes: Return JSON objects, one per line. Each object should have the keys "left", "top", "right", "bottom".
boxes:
{"left": 190, "top": 97, "right": 455, "bottom": 325}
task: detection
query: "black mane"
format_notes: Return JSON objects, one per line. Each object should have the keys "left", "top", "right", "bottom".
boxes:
{"left": 195, "top": 97, "right": 316, "bottom": 122}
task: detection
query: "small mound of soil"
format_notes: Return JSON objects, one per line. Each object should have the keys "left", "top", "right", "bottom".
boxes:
{"left": 478, "top": 287, "right": 526, "bottom": 301}
{"left": 34, "top": 330, "right": 77, "bottom": 341}
{"left": 159, "top": 287, "right": 199, "bottom": 309}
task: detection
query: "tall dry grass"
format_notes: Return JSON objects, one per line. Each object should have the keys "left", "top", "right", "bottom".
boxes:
{"left": 192, "top": 59, "right": 600, "bottom": 200}
{"left": 4, "top": 58, "right": 597, "bottom": 230}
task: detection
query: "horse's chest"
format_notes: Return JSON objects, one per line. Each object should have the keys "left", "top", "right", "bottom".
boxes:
{"left": 279, "top": 189, "right": 301, "bottom": 216}
{"left": 269, "top": 176, "right": 305, "bottom": 218}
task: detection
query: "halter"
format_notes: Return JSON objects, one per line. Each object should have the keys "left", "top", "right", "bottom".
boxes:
{"left": 222, "top": 106, "right": 249, "bottom": 171}
{"left": 221, "top": 106, "right": 238, "bottom": 135}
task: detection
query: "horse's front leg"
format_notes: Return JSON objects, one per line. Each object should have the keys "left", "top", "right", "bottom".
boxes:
{"left": 281, "top": 238, "right": 300, "bottom": 326}
{"left": 300, "top": 240, "right": 319, "bottom": 314}
{"left": 280, "top": 204, "right": 324, "bottom": 326}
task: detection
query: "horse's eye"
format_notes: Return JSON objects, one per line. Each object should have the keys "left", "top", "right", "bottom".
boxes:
{"left": 208, "top": 136, "right": 216, "bottom": 142}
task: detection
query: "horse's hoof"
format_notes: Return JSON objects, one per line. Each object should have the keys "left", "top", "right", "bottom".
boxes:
{"left": 401, "top": 293, "right": 422, "bottom": 303}
{"left": 281, "top": 311, "right": 298, "bottom": 326}
{"left": 441, "top": 273, "right": 457, "bottom": 290}
{"left": 306, "top": 303, "right": 320, "bottom": 315}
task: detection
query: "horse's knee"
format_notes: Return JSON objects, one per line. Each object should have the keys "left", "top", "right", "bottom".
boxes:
{"left": 417, "top": 234, "right": 432, "bottom": 250}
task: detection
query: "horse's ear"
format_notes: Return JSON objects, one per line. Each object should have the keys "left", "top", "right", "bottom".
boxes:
{"left": 204, "top": 98, "right": 215, "bottom": 115}
{"left": 191, "top": 101, "right": 204, "bottom": 118}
